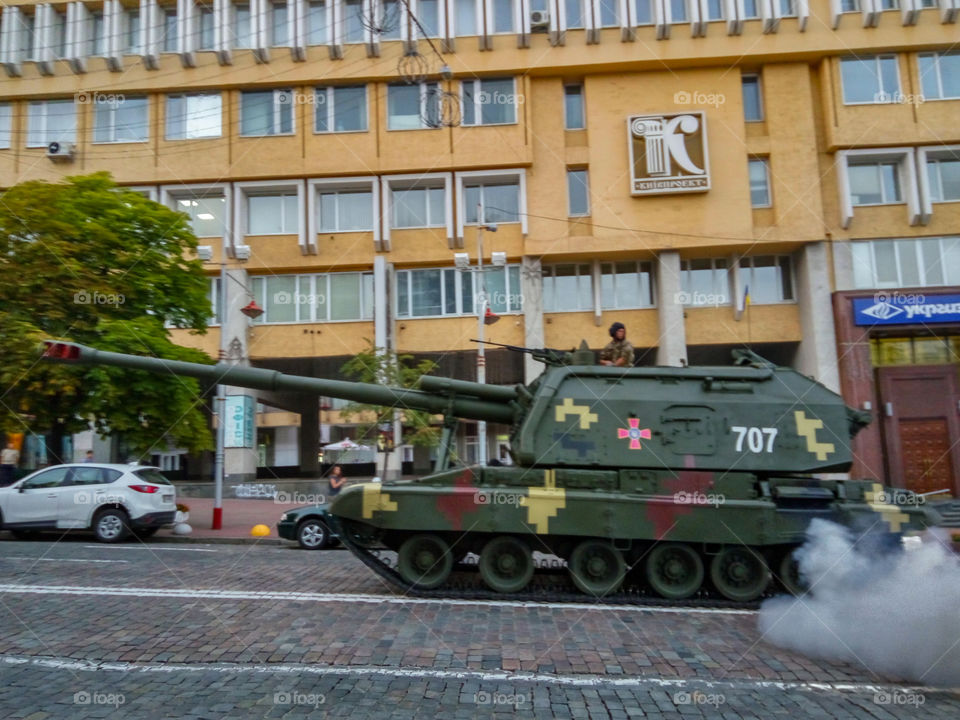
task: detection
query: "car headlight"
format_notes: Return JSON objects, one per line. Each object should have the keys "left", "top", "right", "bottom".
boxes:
{"left": 279, "top": 513, "right": 288, "bottom": 522}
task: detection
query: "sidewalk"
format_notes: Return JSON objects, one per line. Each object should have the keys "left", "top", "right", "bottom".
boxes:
{"left": 154, "top": 497, "right": 305, "bottom": 545}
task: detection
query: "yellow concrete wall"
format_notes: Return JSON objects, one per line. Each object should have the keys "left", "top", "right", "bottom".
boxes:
{"left": 544, "top": 309, "right": 660, "bottom": 350}
{"left": 396, "top": 316, "right": 525, "bottom": 353}
{"left": 685, "top": 305, "right": 802, "bottom": 345}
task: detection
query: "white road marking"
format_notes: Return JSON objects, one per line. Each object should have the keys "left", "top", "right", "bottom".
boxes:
{"left": 0, "top": 653, "right": 953, "bottom": 695}
{"left": 0, "top": 583, "right": 755, "bottom": 615}
{"left": 3, "top": 557, "right": 129, "bottom": 564}
{"left": 82, "top": 545, "right": 219, "bottom": 553}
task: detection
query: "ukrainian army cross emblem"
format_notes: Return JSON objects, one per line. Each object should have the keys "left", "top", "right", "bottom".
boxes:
{"left": 618, "top": 418, "right": 651, "bottom": 450}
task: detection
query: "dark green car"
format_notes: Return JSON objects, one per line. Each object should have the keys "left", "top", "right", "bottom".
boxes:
{"left": 277, "top": 504, "right": 339, "bottom": 550}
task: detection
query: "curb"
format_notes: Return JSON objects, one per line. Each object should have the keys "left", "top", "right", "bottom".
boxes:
{"left": 152, "top": 535, "right": 289, "bottom": 546}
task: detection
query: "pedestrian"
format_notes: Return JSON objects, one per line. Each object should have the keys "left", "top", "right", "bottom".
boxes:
{"left": 1, "top": 441, "right": 20, "bottom": 487}
{"left": 599, "top": 322, "right": 635, "bottom": 367}
{"left": 83, "top": 450, "right": 94, "bottom": 463}
{"left": 327, "top": 464, "right": 346, "bottom": 498}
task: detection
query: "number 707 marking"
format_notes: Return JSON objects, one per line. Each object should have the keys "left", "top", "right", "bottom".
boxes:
{"left": 731, "top": 426, "right": 778, "bottom": 453}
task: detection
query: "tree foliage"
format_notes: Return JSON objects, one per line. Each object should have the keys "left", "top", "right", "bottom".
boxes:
{"left": 339, "top": 341, "right": 440, "bottom": 448}
{"left": 0, "top": 172, "right": 215, "bottom": 457}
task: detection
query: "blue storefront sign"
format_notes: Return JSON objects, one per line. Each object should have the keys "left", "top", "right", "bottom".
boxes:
{"left": 853, "top": 292, "right": 960, "bottom": 326}
{"left": 224, "top": 395, "right": 255, "bottom": 448}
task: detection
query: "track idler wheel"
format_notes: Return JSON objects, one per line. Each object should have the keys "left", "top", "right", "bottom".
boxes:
{"left": 478, "top": 536, "right": 535, "bottom": 593}
{"left": 777, "top": 547, "right": 808, "bottom": 596}
{"left": 397, "top": 534, "right": 453, "bottom": 590}
{"left": 645, "top": 543, "right": 704, "bottom": 600}
{"left": 710, "top": 545, "right": 771, "bottom": 602}
{"left": 569, "top": 540, "right": 626, "bottom": 597}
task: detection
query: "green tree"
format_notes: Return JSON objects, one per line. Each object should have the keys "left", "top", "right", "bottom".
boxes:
{"left": 0, "top": 172, "right": 215, "bottom": 459}
{"left": 339, "top": 341, "right": 440, "bottom": 448}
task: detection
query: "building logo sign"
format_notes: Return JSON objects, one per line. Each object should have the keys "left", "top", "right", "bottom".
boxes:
{"left": 628, "top": 112, "right": 710, "bottom": 196}
{"left": 224, "top": 395, "right": 255, "bottom": 448}
{"left": 854, "top": 293, "right": 960, "bottom": 326}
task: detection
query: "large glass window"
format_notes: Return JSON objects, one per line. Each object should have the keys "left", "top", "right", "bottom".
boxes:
{"left": 197, "top": 5, "right": 214, "bottom": 49}
{"left": 387, "top": 83, "right": 440, "bottom": 130}
{"left": 919, "top": 53, "right": 960, "bottom": 101}
{"left": 742, "top": 75, "right": 762, "bottom": 122}
{"left": 840, "top": 55, "right": 900, "bottom": 104}
{"left": 464, "top": 181, "right": 520, "bottom": 225}
{"left": 600, "top": 262, "right": 654, "bottom": 309}
{"left": 240, "top": 90, "right": 294, "bottom": 136}
{"left": 271, "top": 1, "right": 289, "bottom": 45}
{"left": 314, "top": 86, "right": 367, "bottom": 132}
{"left": 564, "top": 85, "right": 585, "bottom": 130}
{"left": 493, "top": 0, "right": 516, "bottom": 32}
{"left": 392, "top": 186, "right": 446, "bottom": 228}
{"left": 234, "top": 4, "right": 253, "bottom": 47}
{"left": 166, "top": 94, "right": 222, "bottom": 139}
{"left": 543, "top": 264, "right": 592, "bottom": 312}
{"left": 90, "top": 12, "right": 106, "bottom": 55}
{"left": 680, "top": 259, "right": 730, "bottom": 306}
{"left": 344, "top": 0, "right": 365, "bottom": 42}
{"left": 840, "top": 0, "right": 860, "bottom": 10}
{"left": 598, "top": 0, "right": 619, "bottom": 25}
{"left": 779, "top": 0, "right": 797, "bottom": 14}
{"left": 125, "top": 10, "right": 141, "bottom": 54}
{"left": 749, "top": 158, "right": 771, "bottom": 208}
{"left": 396, "top": 266, "right": 522, "bottom": 317}
{"left": 317, "top": 189, "right": 374, "bottom": 232}
{"left": 26, "top": 100, "right": 76, "bottom": 147}
{"left": 742, "top": 0, "right": 759, "bottom": 17}
{"left": 251, "top": 273, "right": 374, "bottom": 323}
{"left": 419, "top": 0, "right": 440, "bottom": 35}
{"left": 455, "top": 0, "right": 478, "bottom": 35}
{"left": 0, "top": 103, "right": 11, "bottom": 149}
{"left": 461, "top": 78, "right": 517, "bottom": 126}
{"left": 176, "top": 196, "right": 226, "bottom": 236}
{"left": 851, "top": 237, "right": 960, "bottom": 289}
{"left": 738, "top": 256, "right": 793, "bottom": 304}
{"left": 670, "top": 0, "right": 688, "bottom": 22}
{"left": 162, "top": 9, "right": 178, "bottom": 52}
{"left": 634, "top": 0, "right": 654, "bottom": 23}
{"left": 93, "top": 96, "right": 149, "bottom": 143}
{"left": 565, "top": 0, "right": 585, "bottom": 27}
{"left": 248, "top": 193, "right": 299, "bottom": 234}
{"left": 705, "top": 0, "right": 724, "bottom": 19}
{"left": 927, "top": 158, "right": 960, "bottom": 203}
{"left": 307, "top": 0, "right": 327, "bottom": 44}
{"left": 848, "top": 161, "right": 901, "bottom": 206}
{"left": 567, "top": 169, "right": 590, "bottom": 216}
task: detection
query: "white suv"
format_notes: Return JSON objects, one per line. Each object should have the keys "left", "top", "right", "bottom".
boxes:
{"left": 0, "top": 464, "right": 176, "bottom": 542}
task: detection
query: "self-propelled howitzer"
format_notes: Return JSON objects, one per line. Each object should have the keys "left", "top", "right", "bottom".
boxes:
{"left": 42, "top": 340, "right": 940, "bottom": 603}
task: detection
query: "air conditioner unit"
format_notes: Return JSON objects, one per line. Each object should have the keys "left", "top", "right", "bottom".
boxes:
{"left": 196, "top": 245, "right": 214, "bottom": 261}
{"left": 530, "top": 9, "right": 550, "bottom": 29}
{"left": 234, "top": 245, "right": 252, "bottom": 260}
{"left": 46, "top": 142, "right": 75, "bottom": 162}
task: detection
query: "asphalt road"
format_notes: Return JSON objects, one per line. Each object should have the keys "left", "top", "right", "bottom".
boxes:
{"left": 0, "top": 537, "right": 955, "bottom": 719}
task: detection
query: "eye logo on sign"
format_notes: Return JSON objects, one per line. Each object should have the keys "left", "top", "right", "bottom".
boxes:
{"left": 628, "top": 112, "right": 710, "bottom": 196}
{"left": 861, "top": 302, "right": 903, "bottom": 320}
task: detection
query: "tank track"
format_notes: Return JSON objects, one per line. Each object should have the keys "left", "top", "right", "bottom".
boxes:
{"left": 335, "top": 521, "right": 768, "bottom": 610}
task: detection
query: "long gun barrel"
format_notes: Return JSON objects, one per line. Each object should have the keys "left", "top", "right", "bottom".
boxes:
{"left": 42, "top": 341, "right": 516, "bottom": 424}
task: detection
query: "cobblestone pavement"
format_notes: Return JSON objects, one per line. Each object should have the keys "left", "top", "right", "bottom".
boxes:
{"left": 0, "top": 538, "right": 955, "bottom": 719}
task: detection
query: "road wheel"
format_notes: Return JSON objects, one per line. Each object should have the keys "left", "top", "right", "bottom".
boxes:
{"left": 479, "top": 536, "right": 534, "bottom": 593}
{"left": 569, "top": 540, "right": 626, "bottom": 597}
{"left": 710, "top": 545, "right": 771, "bottom": 602}
{"left": 645, "top": 543, "right": 704, "bottom": 600}
{"left": 297, "top": 519, "right": 330, "bottom": 550}
{"left": 777, "top": 548, "right": 807, "bottom": 596}
{"left": 93, "top": 509, "right": 131, "bottom": 543}
{"left": 10, "top": 529, "right": 40, "bottom": 541}
{"left": 397, "top": 534, "right": 453, "bottom": 590}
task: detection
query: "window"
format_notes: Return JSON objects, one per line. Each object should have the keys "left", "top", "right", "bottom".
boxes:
{"left": 840, "top": 55, "right": 900, "bottom": 104}
{"left": 601, "top": 261, "right": 655, "bottom": 309}
{"left": 307, "top": 0, "right": 327, "bottom": 44}
{"left": 567, "top": 169, "right": 590, "bottom": 216}
{"left": 0, "top": 103, "right": 11, "bottom": 149}
{"left": 749, "top": 158, "right": 771, "bottom": 207}
{"left": 90, "top": 12, "right": 106, "bottom": 55}
{"left": 94, "top": 97, "right": 149, "bottom": 143}
{"left": 680, "top": 259, "right": 730, "bottom": 306}
{"left": 564, "top": 85, "right": 585, "bottom": 130}
{"left": 317, "top": 189, "right": 374, "bottom": 232}
{"left": 779, "top": 0, "right": 797, "bottom": 15}
{"left": 461, "top": 78, "right": 517, "bottom": 126}
{"left": 840, "top": 0, "right": 860, "bottom": 10}
{"left": 927, "top": 158, "right": 960, "bottom": 203}
{"left": 377, "top": 0, "right": 401, "bottom": 39}
{"left": 705, "top": 0, "right": 724, "bottom": 19}
{"left": 71, "top": 467, "right": 122, "bottom": 485}
{"left": 455, "top": 0, "right": 478, "bottom": 35}
{"left": 742, "top": 0, "right": 759, "bottom": 17}
{"left": 176, "top": 196, "right": 226, "bottom": 236}
{"left": 271, "top": 1, "right": 289, "bottom": 45}
{"left": 396, "top": 266, "right": 522, "bottom": 317}
{"left": 634, "top": 0, "right": 654, "bottom": 24}
{"left": 26, "top": 100, "right": 76, "bottom": 147}
{"left": 235, "top": 4, "right": 253, "bottom": 47}
{"left": 344, "top": 0, "right": 365, "bottom": 42}
{"left": 166, "top": 94, "right": 222, "bottom": 139}
{"left": 240, "top": 90, "right": 294, "bottom": 136}
{"left": 18, "top": 13, "right": 36, "bottom": 61}
{"left": 738, "top": 256, "right": 794, "bottom": 304}
{"left": 464, "top": 181, "right": 520, "bottom": 224}
{"left": 877, "top": 0, "right": 898, "bottom": 8}
{"left": 197, "top": 6, "right": 215, "bottom": 49}
{"left": 742, "top": 75, "right": 763, "bottom": 122}
{"left": 125, "top": 10, "right": 142, "bottom": 54}
{"left": 565, "top": 0, "right": 585, "bottom": 27}
{"left": 50, "top": 10, "right": 67, "bottom": 57}
{"left": 248, "top": 193, "right": 299, "bottom": 234}
{"left": 208, "top": 278, "right": 222, "bottom": 324}
{"left": 598, "top": 0, "right": 619, "bottom": 25}
{"left": 848, "top": 161, "right": 901, "bottom": 205}
{"left": 387, "top": 83, "right": 440, "bottom": 130}
{"left": 419, "top": 0, "right": 440, "bottom": 35}
{"left": 493, "top": 0, "right": 516, "bottom": 32}
{"left": 22, "top": 468, "right": 69, "bottom": 490}
{"left": 919, "top": 53, "right": 960, "bottom": 101}
{"left": 392, "top": 186, "right": 446, "bottom": 228}
{"left": 314, "top": 86, "right": 367, "bottom": 132}
{"left": 251, "top": 273, "right": 374, "bottom": 323}
{"left": 670, "top": 0, "right": 688, "bottom": 22}
{"left": 162, "top": 9, "right": 178, "bottom": 52}
{"left": 851, "top": 237, "right": 960, "bottom": 289}
{"left": 543, "top": 264, "right": 592, "bottom": 312}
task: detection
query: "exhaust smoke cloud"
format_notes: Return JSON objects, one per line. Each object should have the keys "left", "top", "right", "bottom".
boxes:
{"left": 759, "top": 519, "right": 960, "bottom": 686}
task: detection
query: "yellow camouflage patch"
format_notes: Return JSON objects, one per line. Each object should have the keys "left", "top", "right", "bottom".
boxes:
{"left": 794, "top": 410, "right": 835, "bottom": 461}
{"left": 520, "top": 469, "right": 566, "bottom": 534}
{"left": 865, "top": 483, "right": 910, "bottom": 533}
{"left": 555, "top": 398, "right": 599, "bottom": 429}
{"left": 361, "top": 483, "right": 398, "bottom": 519}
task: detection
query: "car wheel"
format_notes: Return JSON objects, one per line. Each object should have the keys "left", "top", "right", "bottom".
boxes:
{"left": 297, "top": 518, "right": 330, "bottom": 550}
{"left": 93, "top": 509, "right": 131, "bottom": 543}
{"left": 10, "top": 529, "right": 40, "bottom": 541}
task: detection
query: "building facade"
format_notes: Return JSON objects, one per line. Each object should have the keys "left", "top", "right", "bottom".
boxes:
{"left": 1, "top": 0, "right": 957, "bottom": 490}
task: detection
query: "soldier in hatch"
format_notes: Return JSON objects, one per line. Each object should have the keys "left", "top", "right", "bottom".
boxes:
{"left": 599, "top": 322, "right": 634, "bottom": 367}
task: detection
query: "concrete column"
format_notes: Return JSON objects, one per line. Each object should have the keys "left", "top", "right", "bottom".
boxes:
{"left": 521, "top": 256, "right": 545, "bottom": 383}
{"left": 831, "top": 239, "right": 855, "bottom": 291}
{"left": 298, "top": 398, "right": 320, "bottom": 476}
{"left": 222, "top": 266, "right": 258, "bottom": 482}
{"left": 795, "top": 242, "right": 841, "bottom": 393}
{"left": 656, "top": 251, "right": 687, "bottom": 367}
